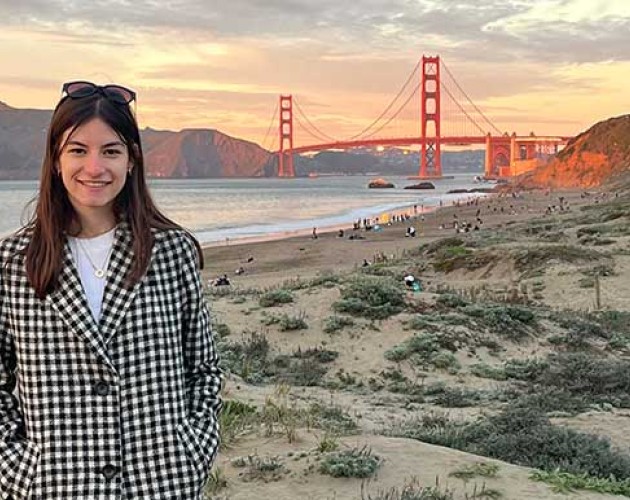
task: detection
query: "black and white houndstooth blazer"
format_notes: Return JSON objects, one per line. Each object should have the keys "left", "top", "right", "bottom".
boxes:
{"left": 0, "top": 223, "right": 222, "bottom": 499}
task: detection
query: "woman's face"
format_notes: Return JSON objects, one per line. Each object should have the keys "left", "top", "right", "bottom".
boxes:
{"left": 57, "top": 117, "right": 131, "bottom": 229}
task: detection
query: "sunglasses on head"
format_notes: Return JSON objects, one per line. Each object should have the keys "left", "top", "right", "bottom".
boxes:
{"left": 62, "top": 81, "right": 136, "bottom": 105}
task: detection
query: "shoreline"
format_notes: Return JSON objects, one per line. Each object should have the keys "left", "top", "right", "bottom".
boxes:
{"left": 200, "top": 187, "right": 588, "bottom": 286}
{"left": 198, "top": 192, "right": 488, "bottom": 250}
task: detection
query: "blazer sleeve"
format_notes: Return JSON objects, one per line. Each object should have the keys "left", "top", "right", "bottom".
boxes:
{"left": 178, "top": 234, "right": 223, "bottom": 466}
{"left": 0, "top": 264, "right": 41, "bottom": 499}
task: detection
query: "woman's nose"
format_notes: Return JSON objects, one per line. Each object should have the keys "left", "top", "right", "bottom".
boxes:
{"left": 83, "top": 152, "right": 105, "bottom": 175}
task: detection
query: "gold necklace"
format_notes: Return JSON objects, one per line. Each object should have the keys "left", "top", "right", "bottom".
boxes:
{"left": 74, "top": 238, "right": 114, "bottom": 279}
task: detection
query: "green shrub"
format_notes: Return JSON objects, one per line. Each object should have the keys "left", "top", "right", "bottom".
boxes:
{"left": 432, "top": 387, "right": 483, "bottom": 408}
{"left": 531, "top": 469, "right": 630, "bottom": 496}
{"left": 219, "top": 400, "right": 258, "bottom": 448}
{"left": 361, "top": 477, "right": 458, "bottom": 499}
{"left": 276, "top": 358, "right": 327, "bottom": 386}
{"left": 386, "top": 406, "right": 630, "bottom": 481}
{"left": 323, "top": 315, "right": 355, "bottom": 334}
{"left": 214, "top": 323, "right": 231, "bottom": 337}
{"left": 432, "top": 248, "right": 496, "bottom": 274}
{"left": 431, "top": 352, "right": 460, "bottom": 372}
{"left": 449, "top": 462, "right": 499, "bottom": 480}
{"left": 319, "top": 446, "right": 381, "bottom": 478}
{"left": 503, "top": 358, "right": 548, "bottom": 382}
{"left": 470, "top": 363, "right": 507, "bottom": 381}
{"left": 436, "top": 294, "right": 468, "bottom": 309}
{"left": 293, "top": 347, "right": 338, "bottom": 363}
{"left": 279, "top": 313, "right": 308, "bottom": 331}
{"left": 259, "top": 289, "right": 294, "bottom": 307}
{"left": 513, "top": 245, "right": 605, "bottom": 274}
{"left": 461, "top": 305, "right": 535, "bottom": 341}
{"left": 333, "top": 276, "right": 405, "bottom": 320}
{"left": 309, "top": 403, "right": 359, "bottom": 435}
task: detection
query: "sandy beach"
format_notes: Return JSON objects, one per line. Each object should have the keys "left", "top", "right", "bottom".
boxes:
{"left": 202, "top": 186, "right": 630, "bottom": 500}
{"left": 201, "top": 188, "right": 586, "bottom": 288}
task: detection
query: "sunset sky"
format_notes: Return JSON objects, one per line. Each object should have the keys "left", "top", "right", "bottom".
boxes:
{"left": 0, "top": 0, "right": 629, "bottom": 148}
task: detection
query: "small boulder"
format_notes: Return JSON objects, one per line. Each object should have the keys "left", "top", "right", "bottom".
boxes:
{"left": 368, "top": 178, "right": 395, "bottom": 189}
{"left": 404, "top": 182, "right": 435, "bottom": 190}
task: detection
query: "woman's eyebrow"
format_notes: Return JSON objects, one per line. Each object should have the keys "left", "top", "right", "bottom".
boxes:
{"left": 64, "top": 140, "right": 126, "bottom": 148}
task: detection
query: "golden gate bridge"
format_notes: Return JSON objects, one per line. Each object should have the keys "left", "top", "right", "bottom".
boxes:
{"left": 260, "top": 55, "right": 571, "bottom": 179}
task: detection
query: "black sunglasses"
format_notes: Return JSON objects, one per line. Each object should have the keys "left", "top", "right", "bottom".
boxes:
{"left": 62, "top": 81, "right": 136, "bottom": 105}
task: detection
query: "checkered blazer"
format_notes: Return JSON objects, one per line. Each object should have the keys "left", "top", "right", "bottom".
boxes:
{"left": 0, "top": 223, "right": 222, "bottom": 499}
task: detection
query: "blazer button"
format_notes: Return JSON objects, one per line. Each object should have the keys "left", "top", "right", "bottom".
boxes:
{"left": 101, "top": 464, "right": 119, "bottom": 479}
{"left": 94, "top": 381, "right": 110, "bottom": 396}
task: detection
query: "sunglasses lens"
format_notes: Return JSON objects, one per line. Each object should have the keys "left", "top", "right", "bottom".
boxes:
{"left": 103, "top": 86, "right": 134, "bottom": 104}
{"left": 65, "top": 82, "right": 97, "bottom": 98}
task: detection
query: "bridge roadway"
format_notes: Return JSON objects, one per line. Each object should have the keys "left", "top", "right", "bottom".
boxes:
{"left": 284, "top": 135, "right": 572, "bottom": 154}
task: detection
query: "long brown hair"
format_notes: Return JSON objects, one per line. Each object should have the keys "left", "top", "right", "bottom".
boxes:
{"left": 24, "top": 91, "right": 203, "bottom": 299}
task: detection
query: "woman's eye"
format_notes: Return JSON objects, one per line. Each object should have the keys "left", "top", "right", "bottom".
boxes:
{"left": 104, "top": 149, "right": 123, "bottom": 156}
{"left": 67, "top": 148, "right": 85, "bottom": 155}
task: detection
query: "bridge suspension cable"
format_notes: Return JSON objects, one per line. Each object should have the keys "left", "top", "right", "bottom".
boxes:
{"left": 360, "top": 79, "right": 421, "bottom": 140}
{"left": 261, "top": 101, "right": 278, "bottom": 151}
{"left": 441, "top": 61, "right": 502, "bottom": 135}
{"left": 345, "top": 59, "right": 422, "bottom": 141}
{"left": 440, "top": 82, "right": 486, "bottom": 135}
{"left": 293, "top": 96, "right": 339, "bottom": 142}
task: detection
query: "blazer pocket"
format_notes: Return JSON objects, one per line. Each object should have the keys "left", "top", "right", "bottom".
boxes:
{"left": 8, "top": 439, "right": 41, "bottom": 500}
{"left": 175, "top": 419, "right": 208, "bottom": 482}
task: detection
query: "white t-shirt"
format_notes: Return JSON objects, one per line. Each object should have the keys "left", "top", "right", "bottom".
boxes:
{"left": 68, "top": 228, "right": 116, "bottom": 323}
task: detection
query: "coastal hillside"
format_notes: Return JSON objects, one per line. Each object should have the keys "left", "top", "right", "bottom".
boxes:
{"left": 520, "top": 114, "right": 630, "bottom": 188}
{"left": 142, "top": 128, "right": 274, "bottom": 178}
{"left": 0, "top": 101, "right": 275, "bottom": 179}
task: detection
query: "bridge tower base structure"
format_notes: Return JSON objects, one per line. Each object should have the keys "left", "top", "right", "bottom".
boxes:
{"left": 484, "top": 133, "right": 567, "bottom": 178}
{"left": 419, "top": 55, "right": 442, "bottom": 179}
{"left": 278, "top": 94, "right": 295, "bottom": 177}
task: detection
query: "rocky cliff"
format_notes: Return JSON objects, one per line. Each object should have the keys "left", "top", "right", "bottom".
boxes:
{"left": 519, "top": 114, "right": 630, "bottom": 189}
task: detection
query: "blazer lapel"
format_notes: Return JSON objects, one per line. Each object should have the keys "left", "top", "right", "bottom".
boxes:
{"left": 46, "top": 239, "right": 116, "bottom": 373}
{"left": 98, "top": 223, "right": 146, "bottom": 348}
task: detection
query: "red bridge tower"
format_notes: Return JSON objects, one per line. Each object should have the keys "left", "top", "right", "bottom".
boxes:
{"left": 278, "top": 95, "right": 295, "bottom": 177}
{"left": 420, "top": 55, "right": 442, "bottom": 178}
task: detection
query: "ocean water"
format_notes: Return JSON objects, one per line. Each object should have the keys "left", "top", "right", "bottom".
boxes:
{"left": 0, "top": 174, "right": 485, "bottom": 244}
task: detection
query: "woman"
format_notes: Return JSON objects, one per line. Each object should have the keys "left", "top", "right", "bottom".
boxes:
{"left": 0, "top": 82, "right": 222, "bottom": 499}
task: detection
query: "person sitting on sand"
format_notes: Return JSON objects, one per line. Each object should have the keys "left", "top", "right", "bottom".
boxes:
{"left": 406, "top": 226, "right": 416, "bottom": 238}
{"left": 214, "top": 274, "right": 231, "bottom": 286}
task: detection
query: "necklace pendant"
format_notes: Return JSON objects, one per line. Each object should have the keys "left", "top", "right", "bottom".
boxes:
{"left": 95, "top": 269, "right": 105, "bottom": 279}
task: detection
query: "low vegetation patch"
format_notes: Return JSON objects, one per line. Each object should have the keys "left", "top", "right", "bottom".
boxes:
{"left": 512, "top": 244, "right": 605, "bottom": 276}
{"left": 333, "top": 275, "right": 405, "bottom": 320}
{"left": 219, "top": 399, "right": 258, "bottom": 448}
{"left": 323, "top": 315, "right": 355, "bottom": 334}
{"left": 385, "top": 406, "right": 630, "bottom": 481}
{"left": 531, "top": 469, "right": 630, "bottom": 496}
{"left": 231, "top": 454, "right": 288, "bottom": 482}
{"left": 449, "top": 462, "right": 500, "bottom": 480}
{"left": 218, "top": 332, "right": 332, "bottom": 386}
{"left": 384, "top": 333, "right": 460, "bottom": 372}
{"left": 319, "top": 446, "right": 381, "bottom": 478}
{"left": 432, "top": 247, "right": 497, "bottom": 274}
{"left": 259, "top": 289, "right": 294, "bottom": 307}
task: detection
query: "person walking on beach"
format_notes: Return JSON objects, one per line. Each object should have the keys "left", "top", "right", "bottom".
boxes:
{"left": 0, "top": 81, "right": 222, "bottom": 499}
